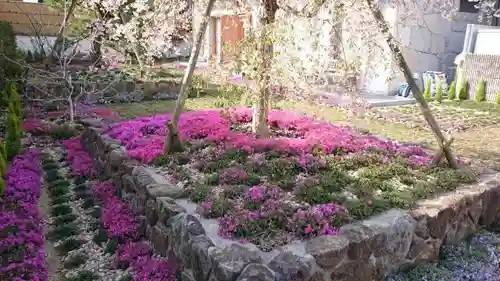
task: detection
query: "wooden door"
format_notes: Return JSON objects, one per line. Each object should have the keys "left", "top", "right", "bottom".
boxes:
{"left": 220, "top": 15, "right": 246, "bottom": 62}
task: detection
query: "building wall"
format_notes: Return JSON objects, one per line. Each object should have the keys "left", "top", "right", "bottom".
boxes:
{"left": 359, "top": 3, "right": 479, "bottom": 95}
{"left": 0, "top": 0, "right": 63, "bottom": 36}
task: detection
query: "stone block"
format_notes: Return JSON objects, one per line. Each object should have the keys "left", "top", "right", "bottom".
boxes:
{"left": 149, "top": 222, "right": 170, "bottom": 256}
{"left": 189, "top": 235, "right": 215, "bottom": 281}
{"left": 236, "top": 264, "right": 275, "bottom": 281}
{"left": 267, "top": 252, "right": 313, "bottom": 281}
{"left": 145, "top": 199, "right": 160, "bottom": 226}
{"left": 209, "top": 244, "right": 262, "bottom": 281}
{"left": 158, "top": 197, "right": 186, "bottom": 225}
{"left": 168, "top": 213, "right": 206, "bottom": 268}
{"left": 306, "top": 235, "right": 349, "bottom": 269}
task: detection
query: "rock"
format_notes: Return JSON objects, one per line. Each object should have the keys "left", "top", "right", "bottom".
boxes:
{"left": 189, "top": 235, "right": 215, "bottom": 281}
{"left": 153, "top": 92, "right": 176, "bottom": 100}
{"left": 145, "top": 199, "right": 159, "bottom": 226}
{"left": 209, "top": 244, "right": 262, "bottom": 281}
{"left": 168, "top": 213, "right": 205, "bottom": 268}
{"left": 406, "top": 236, "right": 440, "bottom": 262}
{"left": 129, "top": 90, "right": 144, "bottom": 101}
{"left": 306, "top": 235, "right": 349, "bottom": 268}
{"left": 236, "top": 264, "right": 275, "bottom": 281}
{"left": 157, "top": 197, "right": 186, "bottom": 225}
{"left": 79, "top": 118, "right": 103, "bottom": 128}
{"left": 267, "top": 252, "right": 313, "bottom": 281}
{"left": 149, "top": 223, "right": 169, "bottom": 256}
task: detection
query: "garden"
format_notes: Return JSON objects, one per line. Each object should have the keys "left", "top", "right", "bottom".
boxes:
{"left": 2, "top": 0, "right": 500, "bottom": 278}
{"left": 106, "top": 107, "right": 474, "bottom": 251}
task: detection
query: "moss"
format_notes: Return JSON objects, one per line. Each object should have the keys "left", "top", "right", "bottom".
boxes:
{"left": 50, "top": 204, "right": 73, "bottom": 217}
{"left": 63, "top": 270, "right": 100, "bottom": 281}
{"left": 51, "top": 195, "right": 71, "bottom": 206}
{"left": 47, "top": 222, "right": 79, "bottom": 241}
{"left": 92, "top": 228, "right": 109, "bottom": 246}
{"left": 63, "top": 254, "right": 88, "bottom": 270}
{"left": 56, "top": 237, "right": 85, "bottom": 254}
{"left": 53, "top": 213, "right": 78, "bottom": 227}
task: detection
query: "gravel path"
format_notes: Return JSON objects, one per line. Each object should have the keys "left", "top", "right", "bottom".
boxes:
{"left": 387, "top": 228, "right": 500, "bottom": 281}
{"left": 39, "top": 168, "right": 63, "bottom": 281}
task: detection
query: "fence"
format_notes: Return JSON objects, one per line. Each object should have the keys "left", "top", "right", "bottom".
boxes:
{"left": 0, "top": 0, "right": 63, "bottom": 36}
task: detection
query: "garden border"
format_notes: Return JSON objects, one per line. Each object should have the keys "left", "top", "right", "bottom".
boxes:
{"left": 79, "top": 118, "right": 500, "bottom": 281}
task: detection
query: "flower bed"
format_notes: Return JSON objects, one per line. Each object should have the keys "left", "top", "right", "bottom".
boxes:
{"left": 0, "top": 148, "right": 47, "bottom": 281}
{"left": 106, "top": 108, "right": 475, "bottom": 251}
{"left": 61, "top": 138, "right": 179, "bottom": 281}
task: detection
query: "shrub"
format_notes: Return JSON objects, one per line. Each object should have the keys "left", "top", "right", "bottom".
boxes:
{"left": 497, "top": 93, "right": 500, "bottom": 105}
{"left": 423, "top": 79, "right": 432, "bottom": 100}
{"left": 0, "top": 150, "right": 5, "bottom": 177}
{"left": 7, "top": 82, "right": 22, "bottom": 117}
{"left": 0, "top": 176, "right": 4, "bottom": 197}
{"left": 435, "top": 79, "right": 443, "bottom": 103}
{"left": 448, "top": 81, "right": 456, "bottom": 100}
{"left": 0, "top": 139, "right": 6, "bottom": 162}
{"left": 0, "top": 21, "right": 23, "bottom": 80}
{"left": 475, "top": 79, "right": 486, "bottom": 102}
{"left": 214, "top": 84, "right": 251, "bottom": 108}
{"left": 458, "top": 80, "right": 468, "bottom": 100}
{"left": 6, "top": 111, "right": 22, "bottom": 159}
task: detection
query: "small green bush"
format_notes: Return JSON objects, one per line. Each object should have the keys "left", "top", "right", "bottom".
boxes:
{"left": 475, "top": 79, "right": 486, "bottom": 102}
{"left": 0, "top": 177, "right": 4, "bottom": 197}
{"left": 0, "top": 21, "right": 23, "bottom": 80}
{"left": 497, "top": 93, "right": 500, "bottom": 105}
{"left": 63, "top": 253, "right": 87, "bottom": 270}
{"left": 423, "top": 79, "right": 432, "bottom": 100}
{"left": 0, "top": 140, "right": 6, "bottom": 163}
{"left": 435, "top": 80, "right": 443, "bottom": 103}
{"left": 7, "top": 82, "right": 22, "bottom": 117}
{"left": 448, "top": 81, "right": 456, "bottom": 100}
{"left": 458, "top": 80, "right": 468, "bottom": 100}
{"left": 6, "top": 110, "right": 22, "bottom": 159}
{"left": 46, "top": 222, "right": 79, "bottom": 241}
{"left": 214, "top": 84, "right": 251, "bottom": 108}
{"left": 0, "top": 149, "right": 6, "bottom": 177}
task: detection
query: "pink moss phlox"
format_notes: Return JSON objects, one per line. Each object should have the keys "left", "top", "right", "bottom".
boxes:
{"left": 217, "top": 184, "right": 346, "bottom": 240}
{"left": 62, "top": 138, "right": 96, "bottom": 177}
{"left": 219, "top": 167, "right": 249, "bottom": 185}
{"left": 64, "top": 142, "right": 180, "bottom": 280}
{"left": 22, "top": 119, "right": 51, "bottom": 134}
{"left": 106, "top": 108, "right": 433, "bottom": 165}
{"left": 91, "top": 180, "right": 140, "bottom": 239}
{"left": 0, "top": 149, "right": 47, "bottom": 281}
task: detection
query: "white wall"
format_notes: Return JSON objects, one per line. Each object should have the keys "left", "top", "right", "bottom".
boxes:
{"left": 357, "top": 6, "right": 478, "bottom": 95}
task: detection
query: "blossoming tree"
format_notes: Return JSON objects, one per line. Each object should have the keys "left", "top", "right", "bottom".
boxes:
{"left": 163, "top": 0, "right": 500, "bottom": 168}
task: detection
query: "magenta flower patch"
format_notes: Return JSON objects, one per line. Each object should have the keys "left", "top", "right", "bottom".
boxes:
{"left": 0, "top": 149, "right": 47, "bottom": 281}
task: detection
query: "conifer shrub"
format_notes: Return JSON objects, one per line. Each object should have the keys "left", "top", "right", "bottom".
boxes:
{"left": 448, "top": 81, "right": 456, "bottom": 100}
{"left": 423, "top": 79, "right": 432, "bottom": 100}
{"left": 475, "top": 79, "right": 486, "bottom": 102}
{"left": 435, "top": 79, "right": 443, "bottom": 103}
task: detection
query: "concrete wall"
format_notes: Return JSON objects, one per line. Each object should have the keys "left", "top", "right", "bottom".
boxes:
{"left": 359, "top": 9, "right": 478, "bottom": 95}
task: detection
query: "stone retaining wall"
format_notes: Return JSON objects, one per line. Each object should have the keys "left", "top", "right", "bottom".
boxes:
{"left": 80, "top": 121, "right": 500, "bottom": 281}
{"left": 26, "top": 79, "right": 180, "bottom": 104}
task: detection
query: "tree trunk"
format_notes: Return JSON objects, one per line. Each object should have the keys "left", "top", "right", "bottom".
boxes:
{"left": 251, "top": 1, "right": 278, "bottom": 137}
{"left": 90, "top": 34, "right": 102, "bottom": 65}
{"left": 365, "top": 0, "right": 459, "bottom": 169}
{"left": 164, "top": 0, "right": 216, "bottom": 154}
{"left": 47, "top": 0, "right": 78, "bottom": 64}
